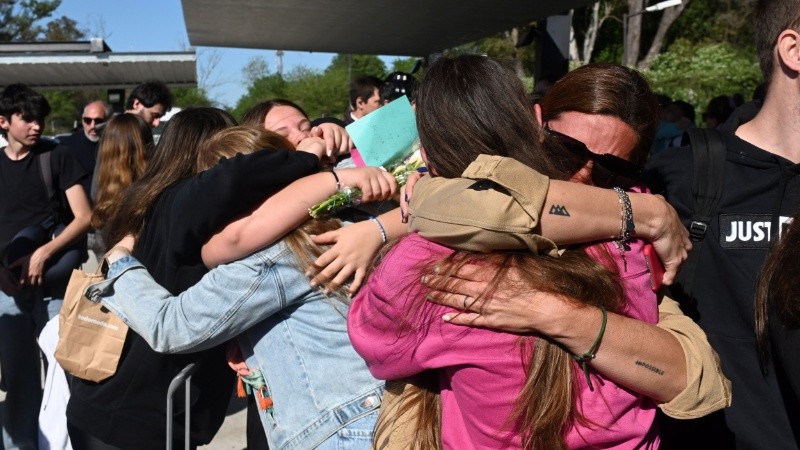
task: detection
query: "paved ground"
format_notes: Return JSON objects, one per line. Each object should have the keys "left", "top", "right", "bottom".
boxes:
{"left": 0, "top": 377, "right": 248, "bottom": 449}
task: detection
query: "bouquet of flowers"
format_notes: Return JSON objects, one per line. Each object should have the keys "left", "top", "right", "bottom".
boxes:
{"left": 308, "top": 150, "right": 425, "bottom": 218}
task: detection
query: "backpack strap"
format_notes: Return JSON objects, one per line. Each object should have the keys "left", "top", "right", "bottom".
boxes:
{"left": 39, "top": 150, "right": 54, "bottom": 201}
{"left": 675, "top": 128, "right": 727, "bottom": 301}
{"left": 38, "top": 145, "right": 63, "bottom": 228}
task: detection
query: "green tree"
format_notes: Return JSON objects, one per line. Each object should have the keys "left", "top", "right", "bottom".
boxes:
{"left": 327, "top": 54, "right": 387, "bottom": 78}
{"left": 172, "top": 87, "right": 215, "bottom": 109}
{"left": 643, "top": 40, "right": 761, "bottom": 117}
{"left": 285, "top": 66, "right": 349, "bottom": 118}
{"left": 0, "top": 0, "right": 71, "bottom": 41}
{"left": 43, "top": 15, "right": 83, "bottom": 41}
{"left": 666, "top": 0, "right": 755, "bottom": 50}
{"left": 390, "top": 57, "right": 419, "bottom": 74}
{"left": 232, "top": 73, "right": 290, "bottom": 120}
{"left": 454, "top": 25, "right": 536, "bottom": 77}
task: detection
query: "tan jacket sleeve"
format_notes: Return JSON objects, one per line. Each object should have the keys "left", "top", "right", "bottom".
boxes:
{"left": 656, "top": 295, "right": 732, "bottom": 418}
{"left": 408, "top": 155, "right": 559, "bottom": 256}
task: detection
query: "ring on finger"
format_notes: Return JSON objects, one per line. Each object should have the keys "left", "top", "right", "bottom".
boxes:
{"left": 462, "top": 294, "right": 471, "bottom": 310}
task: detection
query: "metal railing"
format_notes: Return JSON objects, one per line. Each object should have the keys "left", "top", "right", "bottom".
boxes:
{"left": 166, "top": 363, "right": 199, "bottom": 450}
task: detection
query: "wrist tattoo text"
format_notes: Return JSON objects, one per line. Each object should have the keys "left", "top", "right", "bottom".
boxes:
{"left": 548, "top": 204, "right": 570, "bottom": 217}
{"left": 635, "top": 360, "right": 665, "bottom": 375}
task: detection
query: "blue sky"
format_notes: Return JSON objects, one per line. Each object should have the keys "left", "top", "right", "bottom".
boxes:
{"left": 54, "top": 1, "right": 400, "bottom": 108}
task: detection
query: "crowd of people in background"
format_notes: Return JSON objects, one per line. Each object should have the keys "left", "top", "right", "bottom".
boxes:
{"left": 1, "top": 0, "right": 800, "bottom": 449}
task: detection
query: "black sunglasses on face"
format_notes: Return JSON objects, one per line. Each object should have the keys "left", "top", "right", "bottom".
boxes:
{"left": 544, "top": 126, "right": 642, "bottom": 189}
{"left": 82, "top": 117, "right": 106, "bottom": 125}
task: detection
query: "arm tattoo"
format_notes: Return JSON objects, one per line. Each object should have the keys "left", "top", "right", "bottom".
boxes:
{"left": 635, "top": 360, "right": 665, "bottom": 375}
{"left": 548, "top": 204, "right": 570, "bottom": 217}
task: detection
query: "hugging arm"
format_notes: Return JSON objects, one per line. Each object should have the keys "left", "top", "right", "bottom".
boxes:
{"left": 407, "top": 155, "right": 690, "bottom": 284}
{"left": 422, "top": 264, "right": 686, "bottom": 404}
{"left": 169, "top": 149, "right": 321, "bottom": 258}
{"left": 87, "top": 254, "right": 290, "bottom": 354}
{"left": 409, "top": 155, "right": 728, "bottom": 416}
{"left": 310, "top": 154, "right": 691, "bottom": 294}
{"left": 423, "top": 261, "right": 730, "bottom": 416}
{"left": 201, "top": 166, "right": 397, "bottom": 268}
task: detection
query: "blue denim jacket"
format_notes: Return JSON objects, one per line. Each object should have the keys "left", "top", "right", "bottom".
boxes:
{"left": 86, "top": 242, "right": 383, "bottom": 450}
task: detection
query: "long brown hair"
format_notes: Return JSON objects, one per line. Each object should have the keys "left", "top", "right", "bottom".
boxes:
{"left": 539, "top": 63, "right": 658, "bottom": 167}
{"left": 91, "top": 113, "right": 153, "bottom": 230}
{"left": 378, "top": 54, "right": 624, "bottom": 450}
{"left": 104, "top": 107, "right": 236, "bottom": 247}
{"left": 755, "top": 210, "right": 800, "bottom": 370}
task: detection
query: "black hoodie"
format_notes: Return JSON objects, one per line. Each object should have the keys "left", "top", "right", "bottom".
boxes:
{"left": 646, "top": 102, "right": 800, "bottom": 449}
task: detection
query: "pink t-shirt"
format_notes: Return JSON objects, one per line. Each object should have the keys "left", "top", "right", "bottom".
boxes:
{"left": 349, "top": 233, "right": 660, "bottom": 449}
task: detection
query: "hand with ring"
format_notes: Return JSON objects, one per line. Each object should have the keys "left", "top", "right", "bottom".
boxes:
{"left": 422, "top": 262, "right": 577, "bottom": 335}
{"left": 461, "top": 293, "right": 474, "bottom": 310}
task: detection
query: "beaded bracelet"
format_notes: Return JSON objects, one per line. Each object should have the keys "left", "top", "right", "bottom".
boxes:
{"left": 369, "top": 217, "right": 387, "bottom": 244}
{"left": 572, "top": 306, "right": 607, "bottom": 391}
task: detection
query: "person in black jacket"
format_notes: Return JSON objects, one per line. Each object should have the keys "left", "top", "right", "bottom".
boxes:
{"left": 645, "top": 0, "right": 800, "bottom": 447}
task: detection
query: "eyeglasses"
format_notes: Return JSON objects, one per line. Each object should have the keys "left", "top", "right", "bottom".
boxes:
{"left": 544, "top": 126, "right": 642, "bottom": 189}
{"left": 82, "top": 117, "right": 106, "bottom": 125}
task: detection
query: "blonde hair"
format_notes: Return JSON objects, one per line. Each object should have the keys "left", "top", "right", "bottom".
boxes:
{"left": 195, "top": 125, "right": 294, "bottom": 172}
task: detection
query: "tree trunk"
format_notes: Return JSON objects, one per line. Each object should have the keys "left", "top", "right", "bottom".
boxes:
{"left": 583, "top": 1, "right": 613, "bottom": 65}
{"left": 624, "top": 0, "right": 643, "bottom": 66}
{"left": 508, "top": 27, "right": 527, "bottom": 78}
{"left": 569, "top": 16, "right": 581, "bottom": 63}
{"left": 637, "top": 0, "right": 689, "bottom": 69}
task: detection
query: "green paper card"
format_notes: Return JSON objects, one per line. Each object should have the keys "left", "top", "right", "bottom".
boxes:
{"left": 345, "top": 95, "right": 418, "bottom": 168}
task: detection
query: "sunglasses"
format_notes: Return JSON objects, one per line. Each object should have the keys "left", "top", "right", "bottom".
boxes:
{"left": 544, "top": 126, "right": 642, "bottom": 189}
{"left": 82, "top": 117, "right": 106, "bottom": 125}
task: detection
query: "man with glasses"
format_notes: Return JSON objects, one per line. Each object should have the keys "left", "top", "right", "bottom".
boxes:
{"left": 60, "top": 100, "right": 109, "bottom": 202}
{"left": 59, "top": 100, "right": 110, "bottom": 270}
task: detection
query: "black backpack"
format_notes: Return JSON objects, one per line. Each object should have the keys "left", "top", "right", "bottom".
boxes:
{"left": 670, "top": 128, "right": 727, "bottom": 317}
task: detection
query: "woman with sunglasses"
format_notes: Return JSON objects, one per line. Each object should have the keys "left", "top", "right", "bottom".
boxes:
{"left": 400, "top": 62, "right": 729, "bottom": 427}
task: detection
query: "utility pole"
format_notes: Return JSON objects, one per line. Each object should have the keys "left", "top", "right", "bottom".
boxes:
{"left": 276, "top": 49, "right": 284, "bottom": 76}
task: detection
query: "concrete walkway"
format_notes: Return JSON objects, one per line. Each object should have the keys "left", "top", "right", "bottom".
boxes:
{"left": 0, "top": 385, "right": 248, "bottom": 449}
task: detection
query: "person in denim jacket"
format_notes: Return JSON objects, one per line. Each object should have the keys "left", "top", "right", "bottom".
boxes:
{"left": 88, "top": 226, "right": 384, "bottom": 450}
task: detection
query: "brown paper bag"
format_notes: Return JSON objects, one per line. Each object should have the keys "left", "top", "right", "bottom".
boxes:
{"left": 54, "top": 267, "right": 128, "bottom": 382}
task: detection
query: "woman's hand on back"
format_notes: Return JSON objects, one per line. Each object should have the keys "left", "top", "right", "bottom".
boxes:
{"left": 421, "top": 262, "right": 573, "bottom": 334}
